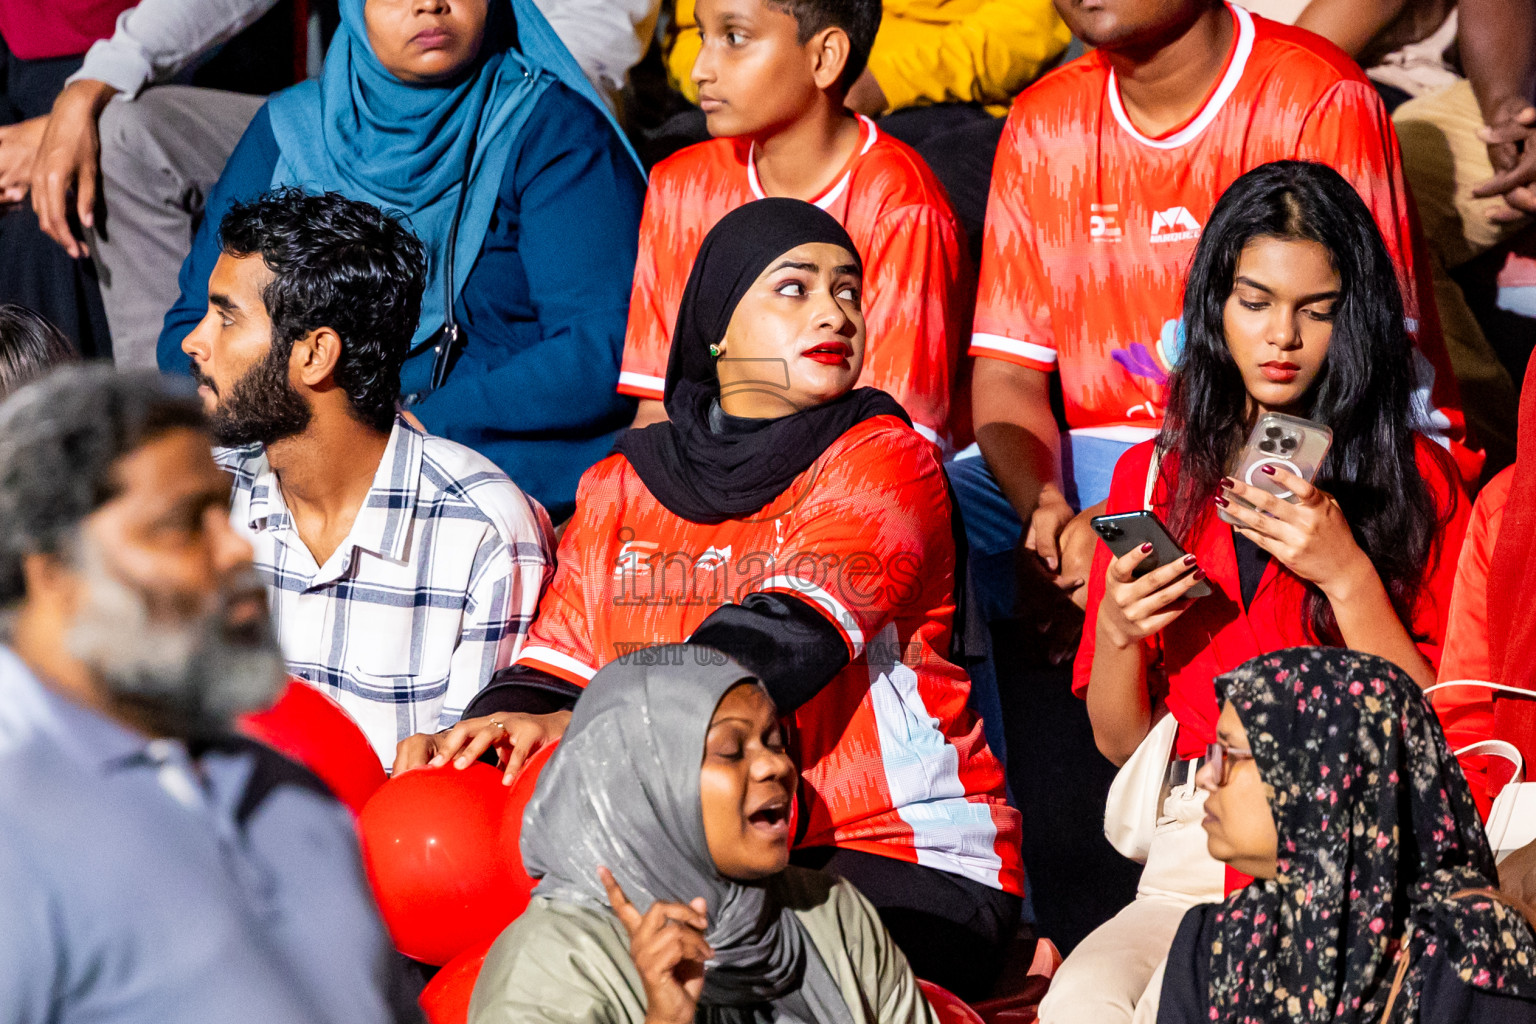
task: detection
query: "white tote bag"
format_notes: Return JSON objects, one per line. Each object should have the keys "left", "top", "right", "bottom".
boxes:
{"left": 1104, "top": 709, "right": 1179, "bottom": 863}
{"left": 1425, "top": 680, "right": 1536, "bottom": 863}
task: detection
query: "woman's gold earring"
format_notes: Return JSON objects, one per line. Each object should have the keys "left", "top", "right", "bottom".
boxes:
{"left": 709, "top": 344, "right": 722, "bottom": 359}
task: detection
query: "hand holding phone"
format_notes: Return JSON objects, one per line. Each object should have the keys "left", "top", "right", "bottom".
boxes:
{"left": 1090, "top": 511, "right": 1212, "bottom": 599}
{"left": 1216, "top": 464, "right": 1373, "bottom": 598}
{"left": 1090, "top": 511, "right": 1212, "bottom": 649}
{"left": 1218, "top": 413, "right": 1332, "bottom": 527}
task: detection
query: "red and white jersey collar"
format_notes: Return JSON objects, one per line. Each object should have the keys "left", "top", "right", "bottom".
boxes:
{"left": 1106, "top": 2, "right": 1256, "bottom": 150}
{"left": 746, "top": 114, "right": 879, "bottom": 208}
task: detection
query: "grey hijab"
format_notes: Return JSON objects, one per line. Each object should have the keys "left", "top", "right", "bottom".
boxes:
{"left": 520, "top": 646, "right": 854, "bottom": 1024}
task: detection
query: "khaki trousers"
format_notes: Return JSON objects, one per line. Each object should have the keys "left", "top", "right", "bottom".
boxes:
{"left": 1036, "top": 778, "right": 1226, "bottom": 1024}
{"left": 93, "top": 86, "right": 265, "bottom": 370}
{"left": 1395, "top": 79, "right": 1529, "bottom": 469}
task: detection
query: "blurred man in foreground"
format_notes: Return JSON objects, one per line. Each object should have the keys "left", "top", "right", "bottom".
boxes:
{"left": 0, "top": 365, "right": 419, "bottom": 1024}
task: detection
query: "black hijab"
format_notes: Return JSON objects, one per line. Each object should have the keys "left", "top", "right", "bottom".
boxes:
{"left": 614, "top": 198, "right": 909, "bottom": 525}
{"left": 1203, "top": 648, "right": 1536, "bottom": 1023}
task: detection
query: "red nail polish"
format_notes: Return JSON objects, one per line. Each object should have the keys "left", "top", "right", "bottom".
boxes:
{"left": 1214, "top": 495, "right": 1230, "bottom": 508}
{"left": 1140, "top": 542, "right": 1153, "bottom": 553}
{"left": 1220, "top": 477, "right": 1235, "bottom": 489}
{"left": 1260, "top": 464, "right": 1276, "bottom": 476}
{"left": 1192, "top": 569, "right": 1207, "bottom": 581}
{"left": 1183, "top": 554, "right": 1197, "bottom": 566}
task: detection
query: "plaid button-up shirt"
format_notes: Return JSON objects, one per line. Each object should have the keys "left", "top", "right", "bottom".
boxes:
{"left": 219, "top": 418, "right": 554, "bottom": 764}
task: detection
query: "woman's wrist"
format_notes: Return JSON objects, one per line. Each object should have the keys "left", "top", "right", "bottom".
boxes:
{"left": 1318, "top": 549, "right": 1382, "bottom": 606}
{"left": 1096, "top": 611, "right": 1144, "bottom": 654}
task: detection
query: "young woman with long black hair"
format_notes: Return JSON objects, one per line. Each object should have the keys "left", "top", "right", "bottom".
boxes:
{"left": 1039, "top": 160, "right": 1471, "bottom": 1024}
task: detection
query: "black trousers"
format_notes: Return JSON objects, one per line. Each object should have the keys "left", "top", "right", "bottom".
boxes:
{"left": 0, "top": 39, "right": 111, "bottom": 359}
{"left": 792, "top": 846, "right": 1023, "bottom": 1001}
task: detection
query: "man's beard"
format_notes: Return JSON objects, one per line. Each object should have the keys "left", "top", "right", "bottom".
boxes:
{"left": 65, "top": 538, "right": 286, "bottom": 738}
{"left": 192, "top": 343, "right": 311, "bottom": 448}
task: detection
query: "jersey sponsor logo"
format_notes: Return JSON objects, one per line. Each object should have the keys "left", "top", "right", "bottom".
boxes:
{"left": 612, "top": 538, "right": 660, "bottom": 578}
{"left": 695, "top": 545, "right": 733, "bottom": 570}
{"left": 1089, "top": 203, "right": 1122, "bottom": 242}
{"left": 1149, "top": 207, "right": 1202, "bottom": 244}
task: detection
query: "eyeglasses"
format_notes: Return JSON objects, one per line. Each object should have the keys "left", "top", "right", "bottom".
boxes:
{"left": 1204, "top": 741, "right": 1255, "bottom": 787}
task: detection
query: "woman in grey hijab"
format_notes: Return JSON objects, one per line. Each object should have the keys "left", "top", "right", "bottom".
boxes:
{"left": 468, "top": 645, "right": 940, "bottom": 1024}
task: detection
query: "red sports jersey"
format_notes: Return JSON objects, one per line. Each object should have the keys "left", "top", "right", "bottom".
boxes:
{"left": 517, "top": 416, "right": 1024, "bottom": 894}
{"left": 972, "top": 3, "right": 1471, "bottom": 470}
{"left": 620, "top": 116, "right": 970, "bottom": 445}
{"left": 1434, "top": 465, "right": 1514, "bottom": 819}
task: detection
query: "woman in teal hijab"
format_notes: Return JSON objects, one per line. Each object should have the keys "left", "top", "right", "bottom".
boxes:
{"left": 159, "top": 0, "right": 646, "bottom": 521}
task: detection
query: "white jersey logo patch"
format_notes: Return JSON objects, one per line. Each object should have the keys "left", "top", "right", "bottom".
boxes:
{"left": 1089, "top": 203, "right": 1122, "bottom": 241}
{"left": 1149, "top": 207, "right": 1202, "bottom": 244}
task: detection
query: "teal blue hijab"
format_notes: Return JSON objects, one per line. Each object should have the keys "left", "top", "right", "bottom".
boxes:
{"left": 266, "top": 0, "right": 640, "bottom": 351}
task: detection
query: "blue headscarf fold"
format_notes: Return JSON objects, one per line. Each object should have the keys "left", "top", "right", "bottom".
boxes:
{"left": 266, "top": 0, "right": 640, "bottom": 352}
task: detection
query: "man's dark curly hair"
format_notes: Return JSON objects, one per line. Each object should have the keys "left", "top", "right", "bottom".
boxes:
{"left": 218, "top": 187, "right": 427, "bottom": 433}
{"left": 768, "top": 0, "right": 882, "bottom": 91}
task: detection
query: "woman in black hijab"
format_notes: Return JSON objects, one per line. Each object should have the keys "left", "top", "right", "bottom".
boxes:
{"left": 1159, "top": 647, "right": 1536, "bottom": 1024}
{"left": 399, "top": 199, "right": 1024, "bottom": 999}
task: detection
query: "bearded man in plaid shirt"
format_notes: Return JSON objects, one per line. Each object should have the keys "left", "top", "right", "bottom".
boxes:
{"left": 181, "top": 188, "right": 554, "bottom": 765}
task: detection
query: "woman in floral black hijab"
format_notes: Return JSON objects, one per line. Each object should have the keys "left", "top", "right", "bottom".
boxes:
{"left": 1158, "top": 647, "right": 1536, "bottom": 1024}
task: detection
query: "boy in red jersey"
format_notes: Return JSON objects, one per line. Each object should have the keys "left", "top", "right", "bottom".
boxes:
{"left": 619, "top": 0, "right": 970, "bottom": 446}
{"left": 954, "top": 0, "right": 1471, "bottom": 626}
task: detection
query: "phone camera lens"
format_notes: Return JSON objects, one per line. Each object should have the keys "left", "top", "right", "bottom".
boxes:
{"left": 1259, "top": 439, "right": 1276, "bottom": 453}
{"left": 1280, "top": 436, "right": 1297, "bottom": 451}
{"left": 1265, "top": 425, "right": 1282, "bottom": 439}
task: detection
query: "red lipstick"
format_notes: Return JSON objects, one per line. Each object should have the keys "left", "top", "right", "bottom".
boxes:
{"left": 802, "top": 341, "right": 852, "bottom": 366}
{"left": 1260, "top": 360, "right": 1300, "bottom": 383}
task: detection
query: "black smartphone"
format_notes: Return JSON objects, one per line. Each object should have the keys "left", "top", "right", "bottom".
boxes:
{"left": 1089, "top": 510, "right": 1212, "bottom": 599}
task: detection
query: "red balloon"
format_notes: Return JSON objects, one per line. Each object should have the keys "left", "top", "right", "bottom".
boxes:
{"left": 495, "top": 742, "right": 559, "bottom": 919}
{"left": 359, "top": 762, "right": 515, "bottom": 965}
{"left": 419, "top": 935, "right": 495, "bottom": 1024}
{"left": 919, "top": 980, "right": 986, "bottom": 1024}
{"left": 238, "top": 679, "right": 385, "bottom": 815}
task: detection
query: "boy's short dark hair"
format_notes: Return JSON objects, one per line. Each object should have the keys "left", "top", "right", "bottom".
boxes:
{"left": 768, "top": 0, "right": 881, "bottom": 91}
{"left": 218, "top": 187, "right": 427, "bottom": 433}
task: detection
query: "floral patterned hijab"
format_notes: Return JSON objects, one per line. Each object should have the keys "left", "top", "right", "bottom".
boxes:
{"left": 1205, "top": 647, "right": 1536, "bottom": 1023}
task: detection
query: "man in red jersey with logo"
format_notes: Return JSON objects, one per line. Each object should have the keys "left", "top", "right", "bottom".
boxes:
{"left": 952, "top": 0, "right": 1471, "bottom": 634}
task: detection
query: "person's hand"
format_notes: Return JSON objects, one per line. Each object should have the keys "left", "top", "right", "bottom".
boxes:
{"left": 1095, "top": 543, "right": 1205, "bottom": 651}
{"left": 844, "top": 68, "right": 888, "bottom": 116}
{"left": 1058, "top": 509, "right": 1100, "bottom": 610}
{"left": 31, "top": 78, "right": 118, "bottom": 259}
{"left": 0, "top": 116, "right": 47, "bottom": 204}
{"left": 1498, "top": 836, "right": 1536, "bottom": 914}
{"left": 1217, "top": 469, "right": 1371, "bottom": 599}
{"left": 1024, "top": 486, "right": 1076, "bottom": 575}
{"left": 390, "top": 710, "right": 570, "bottom": 783}
{"left": 599, "top": 866, "right": 711, "bottom": 1024}
{"left": 1473, "top": 103, "right": 1536, "bottom": 223}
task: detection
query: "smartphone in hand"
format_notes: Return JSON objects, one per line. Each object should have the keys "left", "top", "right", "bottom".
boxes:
{"left": 1219, "top": 412, "right": 1332, "bottom": 526}
{"left": 1090, "top": 510, "right": 1212, "bottom": 599}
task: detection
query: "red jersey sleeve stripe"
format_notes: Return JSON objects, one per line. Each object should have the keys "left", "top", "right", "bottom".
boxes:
{"left": 617, "top": 372, "right": 666, "bottom": 400}
{"left": 968, "top": 332, "right": 1058, "bottom": 370}
{"left": 515, "top": 645, "right": 598, "bottom": 687}
{"left": 758, "top": 575, "right": 865, "bottom": 657}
